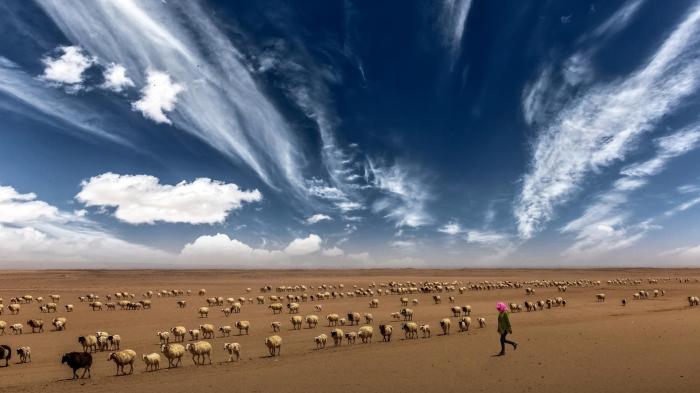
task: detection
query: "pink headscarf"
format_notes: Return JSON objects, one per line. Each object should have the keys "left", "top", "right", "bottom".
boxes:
{"left": 496, "top": 302, "right": 508, "bottom": 312}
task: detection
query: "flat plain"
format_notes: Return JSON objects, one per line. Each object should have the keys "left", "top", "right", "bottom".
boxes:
{"left": 1, "top": 269, "right": 699, "bottom": 393}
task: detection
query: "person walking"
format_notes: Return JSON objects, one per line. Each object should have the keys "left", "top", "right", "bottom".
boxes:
{"left": 496, "top": 302, "right": 517, "bottom": 356}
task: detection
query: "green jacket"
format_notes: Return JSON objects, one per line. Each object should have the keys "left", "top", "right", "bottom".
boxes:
{"left": 497, "top": 311, "right": 512, "bottom": 334}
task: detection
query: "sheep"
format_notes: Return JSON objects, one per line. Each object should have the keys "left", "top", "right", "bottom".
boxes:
{"left": 186, "top": 341, "right": 212, "bottom": 365}
{"left": 269, "top": 303, "right": 284, "bottom": 314}
{"left": 189, "top": 329, "right": 201, "bottom": 341}
{"left": 52, "top": 317, "right": 67, "bottom": 331}
{"left": 177, "top": 300, "right": 187, "bottom": 308}
{"left": 79, "top": 335, "right": 98, "bottom": 352}
{"left": 379, "top": 324, "right": 393, "bottom": 342}
{"left": 199, "top": 324, "right": 215, "bottom": 339}
{"left": 433, "top": 295, "right": 442, "bottom": 304}
{"left": 108, "top": 334, "right": 121, "bottom": 350}
{"left": 108, "top": 349, "right": 137, "bottom": 375}
{"left": 331, "top": 328, "right": 344, "bottom": 346}
{"left": 305, "top": 315, "right": 319, "bottom": 328}
{"left": 412, "top": 299, "right": 419, "bottom": 306}
{"left": 596, "top": 293, "right": 606, "bottom": 302}
{"left": 358, "top": 325, "right": 373, "bottom": 343}
{"left": 8, "top": 304, "right": 20, "bottom": 315}
{"left": 461, "top": 305, "right": 472, "bottom": 316}
{"left": 16, "top": 346, "right": 31, "bottom": 363}
{"left": 62, "top": 352, "right": 92, "bottom": 379}
{"left": 90, "top": 302, "right": 103, "bottom": 311}
{"left": 419, "top": 324, "right": 431, "bottom": 338}
{"left": 10, "top": 323, "right": 23, "bottom": 335}
{"left": 142, "top": 353, "right": 161, "bottom": 372}
{"left": 451, "top": 306, "right": 461, "bottom": 317}
{"left": 400, "top": 308, "right": 414, "bottom": 321}
{"left": 265, "top": 335, "right": 282, "bottom": 356}
{"left": 0, "top": 345, "right": 11, "bottom": 367}
{"left": 287, "top": 302, "right": 300, "bottom": 314}
{"left": 223, "top": 342, "right": 241, "bottom": 361}
{"left": 477, "top": 317, "right": 486, "bottom": 328}
{"left": 459, "top": 317, "right": 472, "bottom": 332}
{"left": 0, "top": 320, "right": 5, "bottom": 335}
{"left": 622, "top": 299, "right": 627, "bottom": 306}
{"left": 97, "top": 335, "right": 110, "bottom": 352}
{"left": 364, "top": 313, "right": 374, "bottom": 324}
{"left": 27, "top": 319, "right": 44, "bottom": 333}
{"left": 314, "top": 333, "right": 328, "bottom": 349}
{"left": 65, "top": 304, "right": 74, "bottom": 312}
{"left": 160, "top": 344, "right": 185, "bottom": 368}
{"left": 291, "top": 315, "right": 303, "bottom": 330}
{"left": 198, "top": 289, "right": 207, "bottom": 296}
{"left": 688, "top": 296, "right": 700, "bottom": 306}
{"left": 235, "top": 320, "right": 250, "bottom": 335}
{"left": 198, "top": 307, "right": 209, "bottom": 318}
{"left": 369, "top": 299, "right": 379, "bottom": 308}
{"left": 401, "top": 322, "right": 419, "bottom": 339}
{"left": 327, "top": 313, "right": 340, "bottom": 326}
{"left": 157, "top": 331, "right": 170, "bottom": 344}
{"left": 345, "top": 331, "right": 358, "bottom": 344}
{"left": 440, "top": 318, "right": 451, "bottom": 335}
{"left": 390, "top": 312, "right": 401, "bottom": 321}
{"left": 171, "top": 326, "right": 187, "bottom": 342}
{"left": 339, "top": 318, "right": 347, "bottom": 326}
{"left": 271, "top": 321, "right": 281, "bottom": 332}
{"left": 347, "top": 312, "right": 361, "bottom": 326}
{"left": 314, "top": 304, "right": 322, "bottom": 312}
{"left": 219, "top": 325, "right": 232, "bottom": 337}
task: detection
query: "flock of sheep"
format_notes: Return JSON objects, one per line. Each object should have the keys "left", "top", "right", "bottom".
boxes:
{"left": 1, "top": 276, "right": 699, "bottom": 381}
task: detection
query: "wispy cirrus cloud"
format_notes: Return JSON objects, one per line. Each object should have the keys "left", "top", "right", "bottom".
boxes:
{"left": 516, "top": 3, "right": 700, "bottom": 239}
{"left": 306, "top": 214, "right": 332, "bottom": 224}
{"left": 36, "top": 0, "right": 305, "bottom": 193}
{"left": 438, "top": 0, "right": 473, "bottom": 67}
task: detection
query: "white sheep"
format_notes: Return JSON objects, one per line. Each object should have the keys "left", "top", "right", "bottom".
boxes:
{"left": 314, "top": 334, "right": 328, "bottom": 349}
{"left": 219, "top": 325, "right": 232, "bottom": 337}
{"left": 171, "top": 326, "right": 187, "bottom": 342}
{"left": 223, "top": 342, "right": 241, "bottom": 362}
{"left": 157, "top": 331, "right": 170, "bottom": 344}
{"left": 79, "top": 335, "right": 98, "bottom": 352}
{"left": 189, "top": 329, "right": 201, "bottom": 341}
{"left": 440, "top": 318, "right": 451, "bottom": 335}
{"left": 186, "top": 341, "right": 212, "bottom": 365}
{"left": 369, "top": 299, "right": 379, "bottom": 308}
{"left": 10, "top": 323, "right": 23, "bottom": 335}
{"left": 330, "top": 328, "right": 344, "bottom": 346}
{"left": 327, "top": 313, "right": 340, "bottom": 326}
{"left": 198, "top": 306, "right": 209, "bottom": 318}
{"left": 305, "top": 315, "right": 319, "bottom": 328}
{"left": 477, "top": 317, "right": 486, "bottom": 328}
{"left": 419, "top": 324, "right": 431, "bottom": 338}
{"left": 265, "top": 335, "right": 282, "bottom": 356}
{"left": 142, "top": 353, "right": 161, "bottom": 372}
{"left": 358, "top": 326, "right": 373, "bottom": 343}
{"left": 402, "top": 322, "right": 418, "bottom": 339}
{"left": 8, "top": 304, "right": 20, "bottom": 315}
{"left": 459, "top": 317, "right": 471, "bottom": 332}
{"left": 235, "top": 320, "right": 250, "bottom": 335}
{"left": 271, "top": 321, "right": 281, "bottom": 332}
{"left": 364, "top": 313, "right": 374, "bottom": 324}
{"left": 344, "top": 331, "right": 357, "bottom": 344}
{"left": 65, "top": 304, "right": 74, "bottom": 312}
{"left": 108, "top": 334, "right": 121, "bottom": 350}
{"left": 160, "top": 343, "right": 185, "bottom": 368}
{"left": 314, "top": 304, "right": 322, "bottom": 312}
{"left": 0, "top": 320, "right": 5, "bottom": 335}
{"left": 108, "top": 349, "right": 137, "bottom": 375}
{"left": 199, "top": 324, "right": 215, "bottom": 339}
{"left": 596, "top": 293, "right": 606, "bottom": 302}
{"left": 53, "top": 317, "right": 67, "bottom": 331}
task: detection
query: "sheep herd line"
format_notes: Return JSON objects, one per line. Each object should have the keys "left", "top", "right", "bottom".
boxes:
{"left": 1, "top": 276, "right": 699, "bottom": 380}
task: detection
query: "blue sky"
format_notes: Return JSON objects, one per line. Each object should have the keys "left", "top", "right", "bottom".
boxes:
{"left": 1, "top": 0, "right": 700, "bottom": 267}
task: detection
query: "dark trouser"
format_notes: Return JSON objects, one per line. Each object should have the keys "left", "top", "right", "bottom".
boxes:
{"left": 500, "top": 331, "right": 516, "bottom": 353}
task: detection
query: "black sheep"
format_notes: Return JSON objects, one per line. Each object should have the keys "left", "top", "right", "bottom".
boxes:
{"left": 61, "top": 352, "right": 92, "bottom": 379}
{"left": 0, "top": 345, "right": 11, "bottom": 367}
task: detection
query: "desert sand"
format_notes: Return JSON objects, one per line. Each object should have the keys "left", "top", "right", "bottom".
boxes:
{"left": 1, "top": 269, "right": 699, "bottom": 393}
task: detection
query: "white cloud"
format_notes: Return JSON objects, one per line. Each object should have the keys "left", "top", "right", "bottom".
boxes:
{"left": 366, "top": 160, "right": 432, "bottom": 228}
{"left": 76, "top": 172, "right": 261, "bottom": 225}
{"left": 438, "top": 222, "right": 462, "bottom": 235}
{"left": 0, "top": 184, "right": 168, "bottom": 266}
{"left": 322, "top": 247, "right": 344, "bottom": 257}
{"left": 391, "top": 240, "right": 416, "bottom": 250}
{"left": 131, "top": 70, "right": 183, "bottom": 124}
{"left": 306, "top": 214, "right": 332, "bottom": 224}
{"left": 516, "top": 5, "right": 700, "bottom": 239}
{"left": 283, "top": 234, "right": 322, "bottom": 256}
{"left": 664, "top": 195, "right": 700, "bottom": 217}
{"left": 40, "top": 45, "right": 95, "bottom": 89}
{"left": 439, "top": 0, "right": 473, "bottom": 65}
{"left": 0, "top": 57, "right": 127, "bottom": 144}
{"left": 465, "top": 230, "right": 509, "bottom": 246}
{"left": 587, "top": 0, "right": 645, "bottom": 41}
{"left": 37, "top": 0, "right": 305, "bottom": 193}
{"left": 348, "top": 252, "right": 370, "bottom": 263}
{"left": 101, "top": 63, "right": 135, "bottom": 92}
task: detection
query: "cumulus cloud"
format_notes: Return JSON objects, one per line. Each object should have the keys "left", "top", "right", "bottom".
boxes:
{"left": 0, "top": 184, "right": 168, "bottom": 266}
{"left": 131, "top": 70, "right": 183, "bottom": 124}
{"left": 76, "top": 172, "right": 261, "bottom": 225}
{"left": 40, "top": 45, "right": 95, "bottom": 90}
{"left": 306, "top": 214, "right": 332, "bottom": 224}
{"left": 322, "top": 247, "right": 344, "bottom": 257}
{"left": 283, "top": 234, "right": 322, "bottom": 256}
{"left": 101, "top": 63, "right": 135, "bottom": 92}
{"left": 516, "top": 4, "right": 700, "bottom": 239}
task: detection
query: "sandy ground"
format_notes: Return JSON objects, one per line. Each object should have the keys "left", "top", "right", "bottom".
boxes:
{"left": 1, "top": 269, "right": 699, "bottom": 393}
